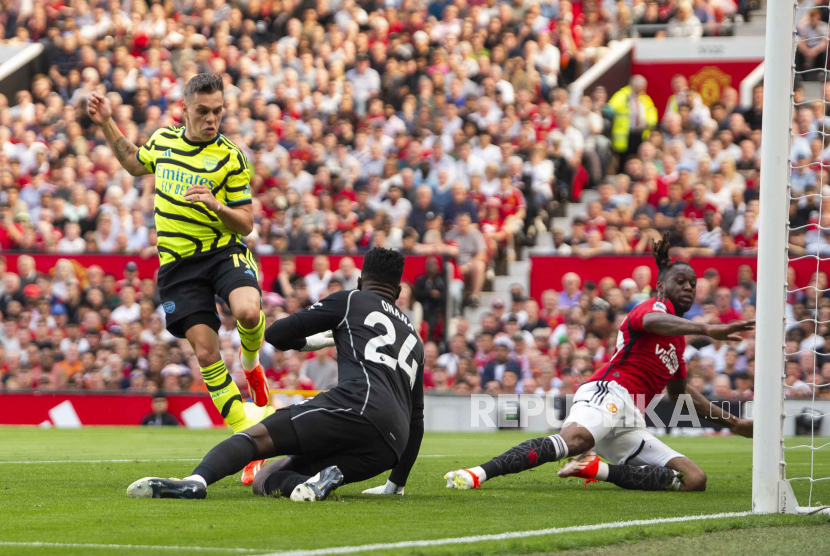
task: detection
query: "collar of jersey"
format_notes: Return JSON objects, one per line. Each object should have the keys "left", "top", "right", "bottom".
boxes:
{"left": 181, "top": 127, "right": 222, "bottom": 147}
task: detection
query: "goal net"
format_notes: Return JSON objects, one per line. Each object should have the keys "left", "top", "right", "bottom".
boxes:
{"left": 753, "top": 0, "right": 830, "bottom": 514}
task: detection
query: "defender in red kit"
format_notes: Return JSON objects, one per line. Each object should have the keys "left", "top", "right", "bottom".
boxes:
{"left": 445, "top": 234, "right": 755, "bottom": 493}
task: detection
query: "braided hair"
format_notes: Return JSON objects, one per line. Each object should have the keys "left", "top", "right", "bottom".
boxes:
{"left": 652, "top": 232, "right": 693, "bottom": 282}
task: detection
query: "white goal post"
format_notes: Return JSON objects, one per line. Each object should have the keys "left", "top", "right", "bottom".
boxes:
{"left": 753, "top": 0, "right": 828, "bottom": 515}
{"left": 752, "top": 0, "right": 795, "bottom": 514}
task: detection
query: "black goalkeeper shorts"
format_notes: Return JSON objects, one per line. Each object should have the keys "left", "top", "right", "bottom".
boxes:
{"left": 157, "top": 243, "right": 261, "bottom": 338}
{"left": 260, "top": 401, "right": 398, "bottom": 485}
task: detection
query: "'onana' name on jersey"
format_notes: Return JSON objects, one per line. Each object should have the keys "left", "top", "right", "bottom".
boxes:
{"left": 157, "top": 166, "right": 219, "bottom": 195}
{"left": 380, "top": 299, "right": 415, "bottom": 332}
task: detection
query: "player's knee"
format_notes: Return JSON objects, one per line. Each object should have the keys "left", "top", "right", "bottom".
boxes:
{"left": 234, "top": 304, "right": 261, "bottom": 329}
{"left": 682, "top": 470, "right": 707, "bottom": 492}
{"left": 193, "top": 342, "right": 221, "bottom": 368}
{"left": 559, "top": 424, "right": 595, "bottom": 455}
{"left": 565, "top": 436, "right": 593, "bottom": 456}
{"left": 251, "top": 472, "right": 267, "bottom": 496}
{"left": 251, "top": 456, "right": 295, "bottom": 496}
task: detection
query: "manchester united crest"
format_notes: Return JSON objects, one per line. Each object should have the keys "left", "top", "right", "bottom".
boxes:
{"left": 689, "top": 66, "right": 732, "bottom": 107}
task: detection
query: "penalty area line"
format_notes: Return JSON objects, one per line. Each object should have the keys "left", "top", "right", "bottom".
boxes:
{"left": 259, "top": 511, "right": 755, "bottom": 556}
{"left": 0, "top": 541, "right": 259, "bottom": 553}
{"left": 0, "top": 511, "right": 756, "bottom": 554}
{"left": 0, "top": 458, "right": 204, "bottom": 464}
{"left": 0, "top": 456, "right": 448, "bottom": 465}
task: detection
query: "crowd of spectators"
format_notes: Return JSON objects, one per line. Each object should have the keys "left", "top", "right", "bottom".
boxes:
{"left": 0, "top": 0, "right": 762, "bottom": 285}
{"left": 0, "top": 0, "right": 818, "bottom": 406}
{"left": 2, "top": 245, "right": 827, "bottom": 405}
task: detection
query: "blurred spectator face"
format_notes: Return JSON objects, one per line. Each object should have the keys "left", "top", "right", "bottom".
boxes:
{"left": 713, "top": 376, "right": 734, "bottom": 398}
{"left": 478, "top": 333, "right": 494, "bottom": 353}
{"left": 424, "top": 342, "right": 439, "bottom": 366}
{"left": 715, "top": 287, "right": 732, "bottom": 312}
{"left": 502, "top": 370, "right": 518, "bottom": 392}
{"left": 563, "top": 272, "right": 581, "bottom": 294}
{"left": 495, "top": 344, "right": 510, "bottom": 363}
{"left": 17, "top": 255, "right": 34, "bottom": 277}
{"left": 689, "top": 375, "right": 705, "bottom": 392}
{"left": 433, "top": 369, "right": 450, "bottom": 391}
{"left": 338, "top": 257, "right": 356, "bottom": 277}
{"left": 450, "top": 335, "right": 466, "bottom": 354}
{"left": 416, "top": 186, "right": 432, "bottom": 208}
{"left": 456, "top": 213, "right": 472, "bottom": 233}
{"left": 313, "top": 256, "right": 329, "bottom": 276}
{"left": 633, "top": 266, "right": 651, "bottom": 292}
{"left": 541, "top": 290, "right": 559, "bottom": 313}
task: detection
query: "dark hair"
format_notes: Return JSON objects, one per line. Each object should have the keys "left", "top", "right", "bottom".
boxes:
{"left": 653, "top": 232, "right": 692, "bottom": 281}
{"left": 183, "top": 73, "right": 224, "bottom": 102}
{"left": 361, "top": 247, "right": 405, "bottom": 286}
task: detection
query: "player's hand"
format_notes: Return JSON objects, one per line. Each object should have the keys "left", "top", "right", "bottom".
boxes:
{"left": 362, "top": 480, "right": 404, "bottom": 495}
{"left": 730, "top": 418, "right": 753, "bottom": 438}
{"left": 300, "top": 330, "right": 335, "bottom": 352}
{"left": 184, "top": 185, "right": 222, "bottom": 213}
{"left": 87, "top": 92, "right": 112, "bottom": 125}
{"left": 704, "top": 320, "right": 755, "bottom": 342}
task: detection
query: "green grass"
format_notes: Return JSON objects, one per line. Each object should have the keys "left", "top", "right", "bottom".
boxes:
{"left": 0, "top": 428, "right": 828, "bottom": 555}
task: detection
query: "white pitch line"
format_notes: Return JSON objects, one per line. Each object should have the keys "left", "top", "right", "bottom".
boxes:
{"left": 0, "top": 511, "right": 756, "bottom": 555}
{"left": 0, "top": 458, "right": 203, "bottom": 464}
{"left": 0, "top": 456, "right": 449, "bottom": 464}
{"left": 258, "top": 511, "right": 755, "bottom": 556}
{"left": 0, "top": 541, "right": 259, "bottom": 553}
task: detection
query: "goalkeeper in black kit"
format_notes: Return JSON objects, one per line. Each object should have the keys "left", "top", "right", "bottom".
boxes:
{"left": 127, "top": 248, "right": 425, "bottom": 501}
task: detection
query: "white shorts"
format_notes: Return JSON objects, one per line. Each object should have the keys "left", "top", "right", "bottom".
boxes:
{"left": 562, "top": 380, "right": 684, "bottom": 468}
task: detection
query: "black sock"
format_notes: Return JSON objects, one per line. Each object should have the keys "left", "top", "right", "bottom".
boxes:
{"left": 262, "top": 470, "right": 311, "bottom": 497}
{"left": 480, "top": 435, "right": 567, "bottom": 479}
{"left": 192, "top": 433, "right": 258, "bottom": 485}
{"left": 606, "top": 464, "right": 682, "bottom": 491}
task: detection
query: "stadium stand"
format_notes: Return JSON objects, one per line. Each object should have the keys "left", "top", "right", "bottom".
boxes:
{"left": 3, "top": 0, "right": 821, "bottom": 411}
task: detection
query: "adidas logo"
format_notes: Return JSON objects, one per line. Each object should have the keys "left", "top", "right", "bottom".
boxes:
{"left": 164, "top": 149, "right": 172, "bottom": 157}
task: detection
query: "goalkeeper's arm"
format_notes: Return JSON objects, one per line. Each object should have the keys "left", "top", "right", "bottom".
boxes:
{"left": 263, "top": 291, "right": 348, "bottom": 351}
{"left": 667, "top": 378, "right": 753, "bottom": 438}
{"left": 364, "top": 365, "right": 425, "bottom": 495}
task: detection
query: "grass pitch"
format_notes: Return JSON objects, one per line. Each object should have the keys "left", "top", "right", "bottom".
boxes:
{"left": 0, "top": 427, "right": 828, "bottom": 555}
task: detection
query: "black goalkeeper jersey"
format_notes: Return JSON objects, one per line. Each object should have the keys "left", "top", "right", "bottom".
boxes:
{"left": 264, "top": 289, "right": 425, "bottom": 467}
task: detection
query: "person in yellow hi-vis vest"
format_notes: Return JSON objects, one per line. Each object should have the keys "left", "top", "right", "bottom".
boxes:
{"left": 606, "top": 75, "right": 658, "bottom": 165}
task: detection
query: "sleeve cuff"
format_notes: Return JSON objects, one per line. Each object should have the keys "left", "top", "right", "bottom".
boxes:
{"left": 226, "top": 198, "right": 252, "bottom": 207}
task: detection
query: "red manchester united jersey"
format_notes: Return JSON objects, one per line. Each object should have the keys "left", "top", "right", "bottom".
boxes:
{"left": 588, "top": 296, "right": 687, "bottom": 406}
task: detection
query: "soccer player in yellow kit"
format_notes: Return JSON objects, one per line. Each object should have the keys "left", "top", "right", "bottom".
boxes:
{"left": 88, "top": 74, "right": 268, "bottom": 484}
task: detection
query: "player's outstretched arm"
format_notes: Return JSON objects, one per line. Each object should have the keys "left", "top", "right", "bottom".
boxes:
{"left": 366, "top": 366, "right": 425, "bottom": 494}
{"left": 87, "top": 92, "right": 150, "bottom": 177}
{"left": 263, "top": 291, "right": 349, "bottom": 351}
{"left": 643, "top": 313, "right": 755, "bottom": 341}
{"left": 667, "top": 379, "right": 753, "bottom": 438}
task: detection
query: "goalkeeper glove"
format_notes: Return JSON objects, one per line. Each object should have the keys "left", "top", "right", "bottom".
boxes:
{"left": 361, "top": 480, "right": 404, "bottom": 495}
{"left": 300, "top": 330, "right": 335, "bottom": 352}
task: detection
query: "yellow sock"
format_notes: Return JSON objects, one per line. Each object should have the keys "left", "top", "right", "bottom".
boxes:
{"left": 237, "top": 310, "right": 265, "bottom": 369}
{"left": 201, "top": 360, "right": 250, "bottom": 433}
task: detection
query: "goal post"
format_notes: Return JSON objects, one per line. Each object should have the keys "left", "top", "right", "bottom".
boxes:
{"left": 752, "top": 0, "right": 796, "bottom": 514}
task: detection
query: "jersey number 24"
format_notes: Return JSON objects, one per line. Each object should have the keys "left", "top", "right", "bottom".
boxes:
{"left": 363, "top": 311, "right": 418, "bottom": 389}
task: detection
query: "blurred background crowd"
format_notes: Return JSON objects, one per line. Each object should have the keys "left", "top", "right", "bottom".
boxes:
{"left": 1, "top": 0, "right": 824, "bottom": 408}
